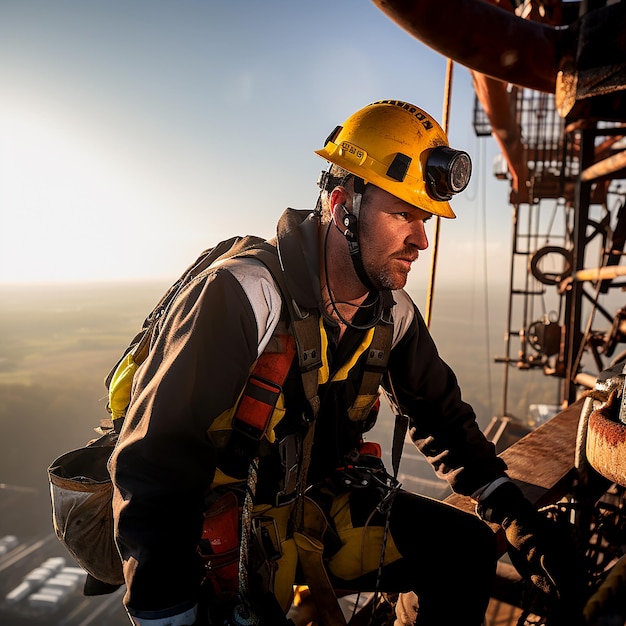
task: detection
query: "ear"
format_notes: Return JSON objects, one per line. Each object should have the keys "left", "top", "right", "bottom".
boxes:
{"left": 329, "top": 187, "right": 350, "bottom": 224}
{"left": 329, "top": 188, "right": 358, "bottom": 242}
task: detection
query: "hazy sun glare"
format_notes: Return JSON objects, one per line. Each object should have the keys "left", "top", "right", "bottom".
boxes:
{"left": 0, "top": 107, "right": 149, "bottom": 283}
{"left": 0, "top": 0, "right": 514, "bottom": 289}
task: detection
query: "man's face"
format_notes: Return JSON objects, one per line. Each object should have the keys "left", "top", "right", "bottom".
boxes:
{"left": 358, "top": 185, "right": 431, "bottom": 290}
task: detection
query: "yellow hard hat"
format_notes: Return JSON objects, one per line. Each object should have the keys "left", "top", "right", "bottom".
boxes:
{"left": 315, "top": 100, "right": 472, "bottom": 218}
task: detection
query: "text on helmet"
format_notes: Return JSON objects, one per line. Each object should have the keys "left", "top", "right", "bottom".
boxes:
{"left": 371, "top": 100, "right": 434, "bottom": 131}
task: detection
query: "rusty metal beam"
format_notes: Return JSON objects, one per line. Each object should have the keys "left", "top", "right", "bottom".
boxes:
{"left": 472, "top": 72, "right": 529, "bottom": 203}
{"left": 573, "top": 265, "right": 626, "bottom": 282}
{"left": 580, "top": 149, "right": 626, "bottom": 182}
{"left": 373, "top": 0, "right": 563, "bottom": 93}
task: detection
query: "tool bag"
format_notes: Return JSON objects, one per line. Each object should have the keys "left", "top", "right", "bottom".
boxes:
{"left": 48, "top": 432, "right": 123, "bottom": 587}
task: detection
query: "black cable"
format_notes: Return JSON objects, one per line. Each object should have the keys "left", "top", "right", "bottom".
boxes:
{"left": 322, "top": 220, "right": 384, "bottom": 331}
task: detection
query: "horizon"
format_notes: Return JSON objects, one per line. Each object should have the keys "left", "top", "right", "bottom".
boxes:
{"left": 0, "top": 277, "right": 549, "bottom": 421}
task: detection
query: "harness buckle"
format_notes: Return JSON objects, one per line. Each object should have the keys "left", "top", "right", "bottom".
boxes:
{"left": 333, "top": 450, "right": 401, "bottom": 507}
{"left": 251, "top": 516, "right": 282, "bottom": 562}
{"left": 275, "top": 434, "right": 301, "bottom": 507}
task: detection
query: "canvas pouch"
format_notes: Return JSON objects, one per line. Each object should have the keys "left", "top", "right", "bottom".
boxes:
{"left": 47, "top": 434, "right": 124, "bottom": 586}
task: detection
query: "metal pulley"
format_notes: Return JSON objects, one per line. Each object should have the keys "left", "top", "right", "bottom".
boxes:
{"left": 527, "top": 314, "right": 563, "bottom": 357}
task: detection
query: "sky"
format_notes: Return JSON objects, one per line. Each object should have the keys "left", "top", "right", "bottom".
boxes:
{"left": 0, "top": 0, "right": 513, "bottom": 294}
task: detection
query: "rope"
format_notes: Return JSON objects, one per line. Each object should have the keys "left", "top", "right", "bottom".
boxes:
{"left": 238, "top": 456, "right": 260, "bottom": 615}
{"left": 425, "top": 58, "right": 454, "bottom": 329}
{"left": 478, "top": 139, "right": 495, "bottom": 418}
{"left": 361, "top": 372, "right": 405, "bottom": 626}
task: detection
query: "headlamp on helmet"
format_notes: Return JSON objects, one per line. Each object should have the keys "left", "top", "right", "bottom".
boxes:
{"left": 425, "top": 146, "right": 472, "bottom": 201}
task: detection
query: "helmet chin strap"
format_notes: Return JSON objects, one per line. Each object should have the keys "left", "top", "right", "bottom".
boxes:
{"left": 323, "top": 219, "right": 384, "bottom": 332}
{"left": 343, "top": 177, "right": 379, "bottom": 293}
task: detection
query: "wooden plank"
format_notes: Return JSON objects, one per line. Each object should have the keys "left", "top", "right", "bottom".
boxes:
{"left": 444, "top": 398, "right": 586, "bottom": 517}
{"left": 499, "top": 398, "right": 584, "bottom": 505}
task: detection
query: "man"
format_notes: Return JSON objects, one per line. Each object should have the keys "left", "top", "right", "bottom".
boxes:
{"left": 110, "top": 100, "right": 579, "bottom": 626}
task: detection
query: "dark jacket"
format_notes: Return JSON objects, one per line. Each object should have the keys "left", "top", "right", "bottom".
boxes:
{"left": 110, "top": 208, "right": 506, "bottom": 620}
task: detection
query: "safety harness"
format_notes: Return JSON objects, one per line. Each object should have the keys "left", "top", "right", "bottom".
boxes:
{"left": 227, "top": 246, "right": 395, "bottom": 626}
{"left": 106, "top": 240, "right": 396, "bottom": 625}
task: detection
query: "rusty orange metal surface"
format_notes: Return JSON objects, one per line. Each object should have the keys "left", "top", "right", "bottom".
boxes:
{"left": 587, "top": 403, "right": 626, "bottom": 487}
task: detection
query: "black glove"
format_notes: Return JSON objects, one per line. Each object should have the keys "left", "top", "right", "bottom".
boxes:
{"left": 477, "top": 480, "right": 587, "bottom": 624}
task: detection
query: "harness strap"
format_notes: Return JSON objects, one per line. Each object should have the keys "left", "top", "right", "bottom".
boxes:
{"left": 242, "top": 245, "right": 322, "bottom": 419}
{"left": 233, "top": 334, "right": 296, "bottom": 440}
{"left": 291, "top": 315, "right": 323, "bottom": 419}
{"left": 355, "top": 320, "right": 394, "bottom": 413}
{"left": 293, "top": 498, "right": 347, "bottom": 626}
{"left": 246, "top": 248, "right": 350, "bottom": 626}
{"left": 245, "top": 247, "right": 324, "bottom": 530}
{"left": 385, "top": 372, "right": 410, "bottom": 480}
{"left": 391, "top": 413, "right": 409, "bottom": 479}
{"left": 230, "top": 245, "right": 399, "bottom": 626}
{"left": 238, "top": 247, "right": 339, "bottom": 623}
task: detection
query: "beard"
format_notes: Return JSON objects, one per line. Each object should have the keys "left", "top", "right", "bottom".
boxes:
{"left": 362, "top": 255, "right": 412, "bottom": 290}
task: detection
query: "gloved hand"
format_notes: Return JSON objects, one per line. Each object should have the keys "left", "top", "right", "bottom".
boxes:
{"left": 476, "top": 480, "right": 587, "bottom": 624}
